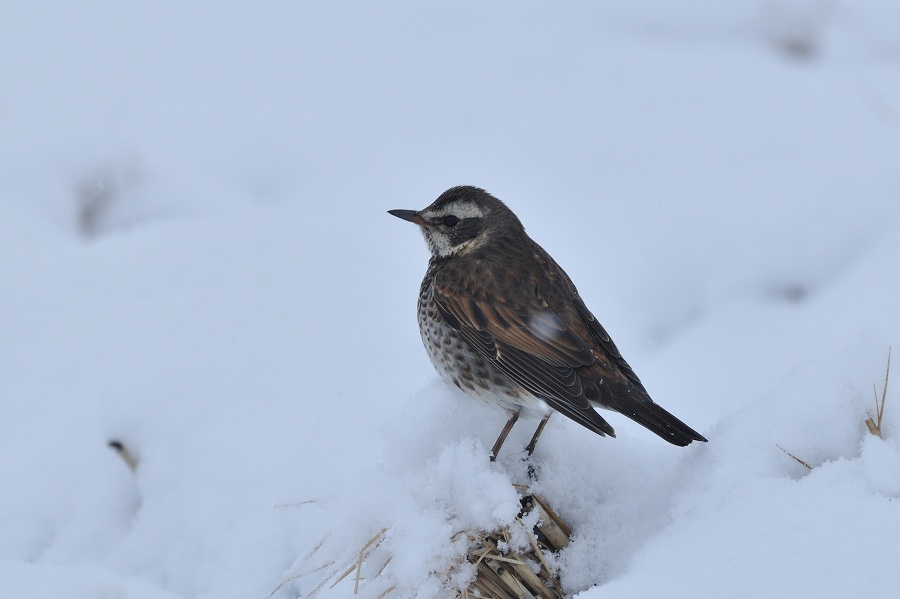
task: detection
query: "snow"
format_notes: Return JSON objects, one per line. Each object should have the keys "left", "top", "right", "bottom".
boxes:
{"left": 2, "top": 1, "right": 899, "bottom": 598}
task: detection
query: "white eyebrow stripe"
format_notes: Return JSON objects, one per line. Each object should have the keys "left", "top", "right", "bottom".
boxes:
{"left": 424, "top": 203, "right": 484, "bottom": 220}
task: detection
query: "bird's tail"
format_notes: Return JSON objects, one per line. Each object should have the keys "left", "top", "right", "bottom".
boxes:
{"left": 603, "top": 383, "right": 707, "bottom": 446}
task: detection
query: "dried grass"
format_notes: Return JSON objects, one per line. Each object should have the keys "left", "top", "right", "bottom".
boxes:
{"left": 108, "top": 439, "right": 138, "bottom": 472}
{"left": 865, "top": 347, "right": 891, "bottom": 438}
{"left": 283, "top": 487, "right": 571, "bottom": 598}
{"left": 775, "top": 347, "right": 894, "bottom": 473}
{"left": 776, "top": 444, "right": 813, "bottom": 470}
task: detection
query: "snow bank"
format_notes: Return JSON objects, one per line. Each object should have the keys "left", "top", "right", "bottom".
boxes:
{"left": 1, "top": 1, "right": 899, "bottom": 598}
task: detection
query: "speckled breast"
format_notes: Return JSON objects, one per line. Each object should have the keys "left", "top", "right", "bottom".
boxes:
{"left": 416, "top": 265, "right": 548, "bottom": 418}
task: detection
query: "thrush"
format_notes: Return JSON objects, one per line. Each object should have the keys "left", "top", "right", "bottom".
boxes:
{"left": 389, "top": 186, "right": 706, "bottom": 460}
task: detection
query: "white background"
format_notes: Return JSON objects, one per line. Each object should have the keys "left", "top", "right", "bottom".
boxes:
{"left": 2, "top": 2, "right": 899, "bottom": 597}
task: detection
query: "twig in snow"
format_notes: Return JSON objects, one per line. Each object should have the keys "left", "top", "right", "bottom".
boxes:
{"left": 865, "top": 347, "right": 891, "bottom": 438}
{"left": 776, "top": 444, "right": 812, "bottom": 470}
{"left": 108, "top": 440, "right": 138, "bottom": 472}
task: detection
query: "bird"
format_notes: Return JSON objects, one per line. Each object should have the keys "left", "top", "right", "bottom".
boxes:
{"left": 389, "top": 185, "right": 706, "bottom": 461}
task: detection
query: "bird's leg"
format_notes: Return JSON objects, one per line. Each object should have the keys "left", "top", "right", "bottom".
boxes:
{"left": 489, "top": 413, "right": 519, "bottom": 462}
{"left": 524, "top": 414, "right": 551, "bottom": 457}
{"left": 523, "top": 415, "right": 551, "bottom": 482}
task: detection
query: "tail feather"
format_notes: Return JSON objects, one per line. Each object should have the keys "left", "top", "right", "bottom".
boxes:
{"left": 603, "top": 383, "right": 707, "bottom": 446}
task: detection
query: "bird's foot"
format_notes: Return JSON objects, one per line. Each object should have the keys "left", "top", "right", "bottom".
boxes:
{"left": 520, "top": 450, "right": 540, "bottom": 482}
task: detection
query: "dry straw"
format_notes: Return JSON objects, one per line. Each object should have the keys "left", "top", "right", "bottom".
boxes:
{"left": 777, "top": 346, "right": 893, "bottom": 473}
{"left": 283, "top": 486, "right": 571, "bottom": 598}
{"left": 865, "top": 347, "right": 891, "bottom": 439}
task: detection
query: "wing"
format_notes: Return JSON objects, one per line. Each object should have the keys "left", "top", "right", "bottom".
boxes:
{"left": 432, "top": 253, "right": 618, "bottom": 438}
{"left": 432, "top": 242, "right": 707, "bottom": 446}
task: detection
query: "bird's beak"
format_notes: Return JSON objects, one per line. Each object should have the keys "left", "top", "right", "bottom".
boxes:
{"left": 388, "top": 209, "right": 427, "bottom": 226}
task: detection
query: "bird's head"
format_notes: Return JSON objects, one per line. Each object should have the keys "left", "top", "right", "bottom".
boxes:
{"left": 388, "top": 186, "right": 523, "bottom": 259}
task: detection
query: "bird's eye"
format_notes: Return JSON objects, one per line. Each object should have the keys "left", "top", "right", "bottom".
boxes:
{"left": 443, "top": 215, "right": 459, "bottom": 227}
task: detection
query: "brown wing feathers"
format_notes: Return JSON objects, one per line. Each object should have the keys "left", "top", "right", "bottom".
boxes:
{"left": 433, "top": 247, "right": 707, "bottom": 446}
{"left": 434, "top": 263, "right": 617, "bottom": 438}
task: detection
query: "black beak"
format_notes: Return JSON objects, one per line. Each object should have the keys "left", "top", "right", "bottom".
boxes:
{"left": 388, "top": 209, "right": 427, "bottom": 225}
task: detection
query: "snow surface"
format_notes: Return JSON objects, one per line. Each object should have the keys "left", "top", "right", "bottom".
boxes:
{"left": 2, "top": 1, "right": 900, "bottom": 598}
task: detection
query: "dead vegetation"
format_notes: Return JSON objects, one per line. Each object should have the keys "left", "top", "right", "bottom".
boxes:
{"left": 275, "top": 486, "right": 572, "bottom": 599}
{"left": 108, "top": 439, "right": 138, "bottom": 472}
{"left": 776, "top": 444, "right": 812, "bottom": 471}
{"left": 463, "top": 488, "right": 569, "bottom": 599}
{"left": 865, "top": 347, "right": 891, "bottom": 439}
{"left": 778, "top": 346, "right": 893, "bottom": 472}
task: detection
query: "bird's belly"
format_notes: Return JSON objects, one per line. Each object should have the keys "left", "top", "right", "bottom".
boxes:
{"left": 417, "top": 295, "right": 548, "bottom": 419}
